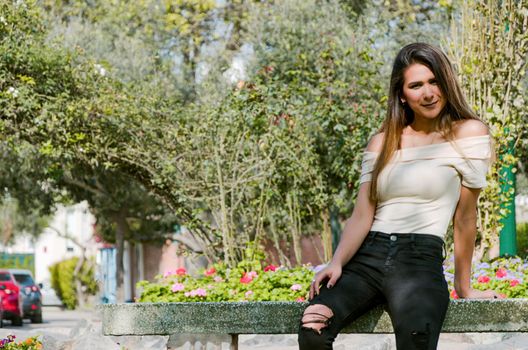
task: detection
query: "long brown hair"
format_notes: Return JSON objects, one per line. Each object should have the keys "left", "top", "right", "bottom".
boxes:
{"left": 369, "top": 43, "right": 481, "bottom": 201}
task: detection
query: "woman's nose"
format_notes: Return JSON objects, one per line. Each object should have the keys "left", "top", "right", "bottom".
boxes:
{"left": 423, "top": 84, "right": 435, "bottom": 99}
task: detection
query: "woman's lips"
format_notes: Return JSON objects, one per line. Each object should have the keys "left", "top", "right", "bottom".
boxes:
{"left": 422, "top": 101, "right": 438, "bottom": 107}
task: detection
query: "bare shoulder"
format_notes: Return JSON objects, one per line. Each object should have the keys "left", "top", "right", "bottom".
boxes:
{"left": 453, "top": 119, "right": 489, "bottom": 139}
{"left": 366, "top": 132, "right": 384, "bottom": 152}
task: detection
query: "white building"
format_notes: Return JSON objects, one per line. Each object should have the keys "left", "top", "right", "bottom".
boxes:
{"left": 7, "top": 202, "right": 97, "bottom": 283}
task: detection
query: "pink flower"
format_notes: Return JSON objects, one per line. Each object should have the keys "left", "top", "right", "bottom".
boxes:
{"left": 510, "top": 279, "right": 520, "bottom": 287}
{"left": 450, "top": 289, "right": 459, "bottom": 299}
{"left": 194, "top": 288, "right": 207, "bottom": 297}
{"left": 245, "top": 290, "right": 254, "bottom": 298}
{"left": 477, "top": 275, "right": 490, "bottom": 283}
{"left": 163, "top": 270, "right": 174, "bottom": 278}
{"left": 204, "top": 267, "right": 216, "bottom": 276}
{"left": 240, "top": 273, "right": 253, "bottom": 284}
{"left": 290, "top": 284, "right": 302, "bottom": 291}
{"left": 296, "top": 297, "right": 305, "bottom": 302}
{"left": 171, "top": 283, "right": 185, "bottom": 292}
{"left": 496, "top": 268, "right": 507, "bottom": 279}
{"left": 264, "top": 264, "right": 277, "bottom": 272}
{"left": 240, "top": 271, "right": 258, "bottom": 284}
{"left": 186, "top": 288, "right": 207, "bottom": 297}
{"left": 176, "top": 267, "right": 187, "bottom": 276}
{"left": 214, "top": 276, "right": 224, "bottom": 283}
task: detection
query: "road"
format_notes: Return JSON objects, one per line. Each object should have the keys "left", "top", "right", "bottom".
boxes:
{"left": 0, "top": 306, "right": 103, "bottom": 349}
{"left": 1, "top": 306, "right": 96, "bottom": 331}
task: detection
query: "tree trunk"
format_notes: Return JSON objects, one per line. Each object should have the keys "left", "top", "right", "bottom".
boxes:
{"left": 1, "top": 218, "right": 13, "bottom": 246}
{"left": 112, "top": 208, "right": 129, "bottom": 303}
{"left": 214, "top": 142, "right": 237, "bottom": 267}
{"left": 287, "top": 194, "right": 302, "bottom": 265}
{"left": 73, "top": 251, "right": 86, "bottom": 309}
{"left": 321, "top": 209, "right": 333, "bottom": 262}
{"left": 269, "top": 216, "right": 290, "bottom": 267}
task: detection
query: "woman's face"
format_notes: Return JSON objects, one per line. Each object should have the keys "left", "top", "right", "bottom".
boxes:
{"left": 401, "top": 63, "right": 446, "bottom": 120}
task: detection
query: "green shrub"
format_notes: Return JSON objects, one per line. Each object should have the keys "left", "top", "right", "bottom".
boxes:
{"left": 48, "top": 257, "right": 98, "bottom": 309}
{"left": 517, "top": 222, "right": 528, "bottom": 259}
{"left": 0, "top": 254, "right": 35, "bottom": 276}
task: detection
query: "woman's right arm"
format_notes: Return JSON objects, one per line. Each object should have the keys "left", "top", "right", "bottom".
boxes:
{"left": 309, "top": 183, "right": 376, "bottom": 299}
{"left": 309, "top": 135, "right": 381, "bottom": 299}
{"left": 330, "top": 183, "right": 377, "bottom": 266}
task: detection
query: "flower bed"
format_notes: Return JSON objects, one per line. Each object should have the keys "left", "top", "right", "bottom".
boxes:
{"left": 444, "top": 256, "right": 528, "bottom": 299}
{"left": 138, "top": 262, "right": 314, "bottom": 302}
{"left": 138, "top": 256, "right": 528, "bottom": 302}
{"left": 0, "top": 335, "right": 41, "bottom": 350}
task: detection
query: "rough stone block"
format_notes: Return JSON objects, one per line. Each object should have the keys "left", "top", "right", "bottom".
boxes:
{"left": 167, "top": 334, "right": 236, "bottom": 350}
{"left": 101, "top": 299, "right": 528, "bottom": 336}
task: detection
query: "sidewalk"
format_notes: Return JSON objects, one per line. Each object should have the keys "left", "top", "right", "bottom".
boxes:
{"left": 238, "top": 333, "right": 528, "bottom": 350}
{"left": 0, "top": 307, "right": 526, "bottom": 349}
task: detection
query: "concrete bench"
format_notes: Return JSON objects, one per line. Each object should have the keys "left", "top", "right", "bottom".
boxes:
{"left": 101, "top": 299, "right": 528, "bottom": 349}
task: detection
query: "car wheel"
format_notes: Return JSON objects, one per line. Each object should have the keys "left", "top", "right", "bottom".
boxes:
{"left": 12, "top": 315, "right": 23, "bottom": 326}
{"left": 31, "top": 313, "right": 43, "bottom": 324}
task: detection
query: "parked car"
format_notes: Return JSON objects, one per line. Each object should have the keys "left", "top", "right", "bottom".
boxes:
{"left": 0, "top": 288, "right": 4, "bottom": 327}
{"left": 0, "top": 270, "right": 23, "bottom": 326}
{"left": 9, "top": 269, "right": 42, "bottom": 323}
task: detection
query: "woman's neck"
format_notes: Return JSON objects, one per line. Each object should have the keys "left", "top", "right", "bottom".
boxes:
{"left": 405, "top": 119, "right": 438, "bottom": 135}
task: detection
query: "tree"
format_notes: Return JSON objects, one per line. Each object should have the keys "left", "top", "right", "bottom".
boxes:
{"left": 4, "top": 0, "right": 525, "bottom": 271}
{"left": 0, "top": 1, "right": 181, "bottom": 300}
{"left": 57, "top": 164, "right": 179, "bottom": 288}
{"left": 447, "top": 0, "right": 528, "bottom": 258}
{"left": 0, "top": 194, "right": 50, "bottom": 246}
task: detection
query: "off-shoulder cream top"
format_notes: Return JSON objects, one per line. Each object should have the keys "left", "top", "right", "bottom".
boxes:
{"left": 360, "top": 135, "right": 492, "bottom": 239}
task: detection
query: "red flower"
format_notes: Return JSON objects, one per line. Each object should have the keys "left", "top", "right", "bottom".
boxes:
{"left": 477, "top": 275, "right": 490, "bottom": 283}
{"left": 176, "top": 268, "right": 187, "bottom": 276}
{"left": 240, "top": 273, "right": 253, "bottom": 284}
{"left": 204, "top": 267, "right": 216, "bottom": 276}
{"left": 296, "top": 297, "right": 305, "bottom": 302}
{"left": 264, "top": 265, "right": 277, "bottom": 272}
{"left": 450, "top": 289, "right": 459, "bottom": 299}
{"left": 510, "top": 279, "right": 520, "bottom": 287}
{"left": 495, "top": 268, "right": 507, "bottom": 278}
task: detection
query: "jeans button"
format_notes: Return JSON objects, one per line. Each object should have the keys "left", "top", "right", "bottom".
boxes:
{"left": 390, "top": 235, "right": 397, "bottom": 241}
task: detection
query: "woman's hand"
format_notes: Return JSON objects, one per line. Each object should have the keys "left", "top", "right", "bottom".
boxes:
{"left": 458, "top": 288, "right": 504, "bottom": 299}
{"left": 309, "top": 263, "right": 342, "bottom": 300}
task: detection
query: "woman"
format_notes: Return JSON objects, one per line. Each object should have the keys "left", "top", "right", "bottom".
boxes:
{"left": 298, "top": 43, "right": 500, "bottom": 350}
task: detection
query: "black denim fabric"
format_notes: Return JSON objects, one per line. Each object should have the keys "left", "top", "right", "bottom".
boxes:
{"left": 298, "top": 231, "right": 450, "bottom": 350}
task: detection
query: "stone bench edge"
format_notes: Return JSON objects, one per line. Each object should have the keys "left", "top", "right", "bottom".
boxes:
{"left": 101, "top": 299, "right": 528, "bottom": 336}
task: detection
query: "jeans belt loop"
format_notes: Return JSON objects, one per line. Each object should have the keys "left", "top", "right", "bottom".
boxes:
{"left": 369, "top": 231, "right": 378, "bottom": 245}
{"left": 410, "top": 234, "right": 416, "bottom": 250}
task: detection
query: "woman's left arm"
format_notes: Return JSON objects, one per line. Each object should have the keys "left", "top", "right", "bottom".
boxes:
{"left": 453, "top": 185, "right": 501, "bottom": 299}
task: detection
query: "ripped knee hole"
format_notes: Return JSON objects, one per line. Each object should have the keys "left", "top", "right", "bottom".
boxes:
{"left": 300, "top": 305, "right": 334, "bottom": 334}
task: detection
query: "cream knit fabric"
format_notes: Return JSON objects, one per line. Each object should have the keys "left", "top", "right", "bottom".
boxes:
{"left": 360, "top": 135, "right": 492, "bottom": 239}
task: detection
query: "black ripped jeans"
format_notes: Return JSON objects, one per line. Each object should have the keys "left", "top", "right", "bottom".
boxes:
{"left": 298, "top": 231, "right": 450, "bottom": 350}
